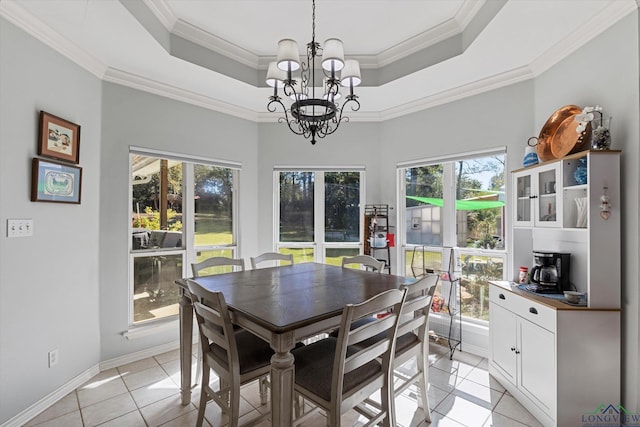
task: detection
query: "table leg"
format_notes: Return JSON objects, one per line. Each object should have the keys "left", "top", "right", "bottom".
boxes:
{"left": 270, "top": 332, "right": 295, "bottom": 427}
{"left": 178, "top": 286, "right": 193, "bottom": 405}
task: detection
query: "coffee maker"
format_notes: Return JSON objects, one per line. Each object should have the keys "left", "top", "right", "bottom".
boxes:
{"left": 529, "top": 251, "right": 571, "bottom": 293}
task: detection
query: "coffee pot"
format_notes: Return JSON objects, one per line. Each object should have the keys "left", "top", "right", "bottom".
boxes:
{"left": 530, "top": 251, "right": 571, "bottom": 293}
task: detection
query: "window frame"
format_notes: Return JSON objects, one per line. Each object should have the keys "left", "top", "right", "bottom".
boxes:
{"left": 128, "top": 147, "right": 241, "bottom": 326}
{"left": 396, "top": 147, "right": 507, "bottom": 326}
{"left": 273, "top": 167, "right": 366, "bottom": 263}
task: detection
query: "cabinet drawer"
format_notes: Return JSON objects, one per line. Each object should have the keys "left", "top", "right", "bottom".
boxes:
{"left": 490, "top": 285, "right": 556, "bottom": 332}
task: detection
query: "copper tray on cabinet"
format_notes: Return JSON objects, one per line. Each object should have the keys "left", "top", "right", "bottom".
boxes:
{"left": 550, "top": 114, "right": 591, "bottom": 159}
{"left": 537, "top": 105, "right": 588, "bottom": 161}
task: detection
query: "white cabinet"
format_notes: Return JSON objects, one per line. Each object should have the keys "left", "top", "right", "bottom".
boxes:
{"left": 510, "top": 150, "right": 621, "bottom": 308}
{"left": 489, "top": 282, "right": 620, "bottom": 427}
{"left": 500, "top": 150, "right": 622, "bottom": 426}
{"left": 513, "top": 162, "right": 561, "bottom": 227}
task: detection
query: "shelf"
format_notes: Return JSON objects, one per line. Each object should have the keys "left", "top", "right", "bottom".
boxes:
{"left": 364, "top": 204, "right": 392, "bottom": 274}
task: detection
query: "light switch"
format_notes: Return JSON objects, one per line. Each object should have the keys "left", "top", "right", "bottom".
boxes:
{"left": 7, "top": 219, "right": 33, "bottom": 237}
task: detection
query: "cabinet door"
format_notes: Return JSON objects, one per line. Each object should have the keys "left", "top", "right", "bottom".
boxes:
{"left": 518, "top": 318, "right": 556, "bottom": 413}
{"left": 489, "top": 304, "right": 517, "bottom": 384}
{"left": 535, "top": 163, "right": 561, "bottom": 227}
{"left": 512, "top": 163, "right": 562, "bottom": 228}
{"left": 513, "top": 171, "right": 533, "bottom": 227}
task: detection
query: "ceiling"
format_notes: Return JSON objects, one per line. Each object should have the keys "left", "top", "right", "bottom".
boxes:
{"left": 1, "top": 0, "right": 635, "bottom": 121}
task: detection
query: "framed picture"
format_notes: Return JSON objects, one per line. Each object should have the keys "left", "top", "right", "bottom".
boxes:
{"left": 31, "top": 158, "right": 82, "bottom": 204}
{"left": 38, "top": 111, "right": 80, "bottom": 164}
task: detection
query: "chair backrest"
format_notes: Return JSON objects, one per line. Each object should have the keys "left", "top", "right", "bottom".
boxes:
{"left": 186, "top": 279, "right": 239, "bottom": 378}
{"left": 191, "top": 256, "right": 245, "bottom": 277}
{"left": 341, "top": 255, "right": 385, "bottom": 273}
{"left": 250, "top": 252, "right": 294, "bottom": 269}
{"left": 332, "top": 288, "right": 407, "bottom": 406}
{"left": 398, "top": 273, "right": 439, "bottom": 346}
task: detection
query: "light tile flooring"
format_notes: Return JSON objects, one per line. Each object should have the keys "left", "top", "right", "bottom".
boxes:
{"left": 24, "top": 343, "right": 543, "bottom": 427}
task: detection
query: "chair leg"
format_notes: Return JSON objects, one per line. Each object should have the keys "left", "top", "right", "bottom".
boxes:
{"left": 259, "top": 376, "right": 268, "bottom": 406}
{"left": 194, "top": 341, "right": 202, "bottom": 385}
{"left": 294, "top": 393, "right": 303, "bottom": 418}
{"left": 196, "top": 368, "right": 210, "bottom": 427}
{"left": 380, "top": 383, "right": 394, "bottom": 427}
{"left": 229, "top": 378, "right": 241, "bottom": 427}
{"left": 417, "top": 352, "right": 432, "bottom": 423}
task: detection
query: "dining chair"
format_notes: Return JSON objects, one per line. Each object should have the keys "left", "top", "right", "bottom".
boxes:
{"left": 250, "top": 252, "right": 294, "bottom": 269}
{"left": 341, "top": 254, "right": 385, "bottom": 273}
{"left": 191, "top": 256, "right": 245, "bottom": 277}
{"left": 356, "top": 273, "right": 439, "bottom": 423}
{"left": 190, "top": 256, "right": 245, "bottom": 388}
{"left": 186, "top": 279, "right": 272, "bottom": 427}
{"left": 291, "top": 288, "right": 407, "bottom": 427}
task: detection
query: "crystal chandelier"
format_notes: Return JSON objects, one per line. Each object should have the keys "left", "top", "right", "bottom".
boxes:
{"left": 266, "top": 0, "right": 361, "bottom": 145}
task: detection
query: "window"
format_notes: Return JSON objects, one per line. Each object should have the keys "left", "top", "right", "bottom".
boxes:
{"left": 400, "top": 151, "right": 505, "bottom": 322}
{"left": 130, "top": 149, "right": 239, "bottom": 325}
{"left": 276, "top": 169, "right": 363, "bottom": 265}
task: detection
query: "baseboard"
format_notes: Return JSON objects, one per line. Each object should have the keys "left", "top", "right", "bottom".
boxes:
{"left": 1, "top": 364, "right": 99, "bottom": 427}
{"left": 2, "top": 340, "right": 186, "bottom": 427}
{"left": 429, "top": 315, "right": 489, "bottom": 359}
{"left": 99, "top": 340, "right": 181, "bottom": 371}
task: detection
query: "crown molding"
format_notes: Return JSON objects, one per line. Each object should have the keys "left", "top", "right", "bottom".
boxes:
{"left": 0, "top": 0, "right": 107, "bottom": 79}
{"left": 3, "top": 0, "right": 636, "bottom": 125}
{"left": 103, "top": 68, "right": 258, "bottom": 122}
{"left": 142, "top": 0, "right": 176, "bottom": 31}
{"left": 530, "top": 0, "right": 638, "bottom": 77}
{"left": 376, "top": 19, "right": 462, "bottom": 68}
{"left": 379, "top": 67, "right": 535, "bottom": 122}
{"left": 171, "top": 18, "right": 260, "bottom": 68}
{"left": 148, "top": 0, "right": 477, "bottom": 71}
{"left": 456, "top": 0, "right": 487, "bottom": 29}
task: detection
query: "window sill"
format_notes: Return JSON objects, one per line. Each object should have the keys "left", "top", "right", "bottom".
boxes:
{"left": 123, "top": 318, "right": 179, "bottom": 340}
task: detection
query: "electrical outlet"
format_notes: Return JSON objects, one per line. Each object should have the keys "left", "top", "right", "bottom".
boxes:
{"left": 48, "top": 349, "right": 59, "bottom": 367}
{"left": 7, "top": 219, "right": 34, "bottom": 237}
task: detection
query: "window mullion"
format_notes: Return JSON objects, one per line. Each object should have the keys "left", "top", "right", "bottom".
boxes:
{"left": 442, "top": 162, "right": 457, "bottom": 247}
{"left": 315, "top": 172, "right": 325, "bottom": 262}
{"left": 184, "top": 163, "right": 194, "bottom": 271}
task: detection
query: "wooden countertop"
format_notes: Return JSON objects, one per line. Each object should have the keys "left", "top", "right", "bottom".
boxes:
{"left": 489, "top": 281, "right": 620, "bottom": 312}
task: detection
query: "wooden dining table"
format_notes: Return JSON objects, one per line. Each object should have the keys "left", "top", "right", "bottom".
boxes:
{"left": 175, "top": 262, "right": 408, "bottom": 427}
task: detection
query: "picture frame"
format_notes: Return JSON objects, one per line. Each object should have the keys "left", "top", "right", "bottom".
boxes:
{"left": 31, "top": 158, "right": 82, "bottom": 204}
{"left": 38, "top": 111, "right": 80, "bottom": 164}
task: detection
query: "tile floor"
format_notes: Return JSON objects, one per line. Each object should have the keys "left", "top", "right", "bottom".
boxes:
{"left": 24, "top": 343, "right": 543, "bottom": 427}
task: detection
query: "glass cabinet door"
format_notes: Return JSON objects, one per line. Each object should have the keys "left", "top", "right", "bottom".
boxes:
{"left": 536, "top": 167, "right": 557, "bottom": 225}
{"left": 513, "top": 163, "right": 561, "bottom": 228}
{"left": 515, "top": 173, "right": 532, "bottom": 226}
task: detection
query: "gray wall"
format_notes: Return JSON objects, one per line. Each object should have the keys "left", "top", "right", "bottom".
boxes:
{"left": 0, "top": 19, "right": 102, "bottom": 422}
{"left": 1, "top": 6, "right": 639, "bottom": 425}
{"left": 255, "top": 122, "right": 383, "bottom": 254}
{"left": 99, "top": 83, "right": 259, "bottom": 360}
{"left": 533, "top": 11, "right": 640, "bottom": 410}
{"left": 377, "top": 81, "right": 534, "bottom": 250}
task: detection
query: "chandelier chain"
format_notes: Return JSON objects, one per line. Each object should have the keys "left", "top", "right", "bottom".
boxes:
{"left": 311, "top": 0, "right": 315, "bottom": 44}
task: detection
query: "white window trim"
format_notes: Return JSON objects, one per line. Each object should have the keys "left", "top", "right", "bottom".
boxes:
{"left": 127, "top": 147, "right": 242, "bottom": 328}
{"left": 397, "top": 151, "right": 507, "bottom": 358}
{"left": 274, "top": 169, "right": 366, "bottom": 263}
